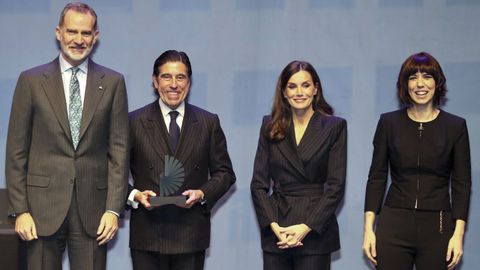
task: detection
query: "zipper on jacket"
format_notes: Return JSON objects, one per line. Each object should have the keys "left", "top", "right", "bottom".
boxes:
{"left": 415, "top": 123, "right": 423, "bottom": 209}
{"left": 439, "top": 210, "right": 443, "bottom": 234}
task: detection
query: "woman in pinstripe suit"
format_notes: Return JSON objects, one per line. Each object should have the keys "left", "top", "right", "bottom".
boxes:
{"left": 251, "top": 60, "right": 347, "bottom": 270}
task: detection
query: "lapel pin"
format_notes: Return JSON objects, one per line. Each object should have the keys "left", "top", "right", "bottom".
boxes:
{"left": 98, "top": 86, "right": 103, "bottom": 90}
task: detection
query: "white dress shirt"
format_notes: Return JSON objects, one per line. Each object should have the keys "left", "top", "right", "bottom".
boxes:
{"left": 58, "top": 54, "right": 88, "bottom": 112}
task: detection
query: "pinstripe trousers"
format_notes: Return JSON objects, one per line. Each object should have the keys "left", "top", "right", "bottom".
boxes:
{"left": 263, "top": 251, "right": 330, "bottom": 270}
{"left": 131, "top": 249, "right": 205, "bottom": 270}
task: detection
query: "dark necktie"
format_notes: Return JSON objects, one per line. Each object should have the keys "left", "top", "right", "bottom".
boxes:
{"left": 169, "top": 111, "right": 180, "bottom": 151}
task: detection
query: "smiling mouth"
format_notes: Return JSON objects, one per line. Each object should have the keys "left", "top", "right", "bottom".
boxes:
{"left": 414, "top": 90, "right": 429, "bottom": 96}
{"left": 165, "top": 90, "right": 181, "bottom": 97}
{"left": 69, "top": 46, "right": 86, "bottom": 52}
{"left": 293, "top": 98, "right": 307, "bottom": 102}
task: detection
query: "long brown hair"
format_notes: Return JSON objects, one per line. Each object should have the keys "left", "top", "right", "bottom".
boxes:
{"left": 265, "top": 60, "right": 333, "bottom": 141}
{"left": 397, "top": 52, "right": 447, "bottom": 108}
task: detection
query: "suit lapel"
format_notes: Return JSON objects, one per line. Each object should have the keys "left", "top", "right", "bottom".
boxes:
{"left": 79, "top": 60, "right": 106, "bottom": 141}
{"left": 142, "top": 101, "right": 171, "bottom": 164}
{"left": 298, "top": 112, "right": 332, "bottom": 162}
{"left": 175, "top": 104, "right": 198, "bottom": 165}
{"left": 276, "top": 124, "right": 306, "bottom": 178}
{"left": 41, "top": 58, "right": 72, "bottom": 142}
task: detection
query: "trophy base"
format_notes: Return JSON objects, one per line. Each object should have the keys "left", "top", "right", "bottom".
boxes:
{"left": 149, "top": 195, "right": 187, "bottom": 207}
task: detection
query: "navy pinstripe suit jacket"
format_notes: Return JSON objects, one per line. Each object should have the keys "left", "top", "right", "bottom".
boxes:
{"left": 128, "top": 101, "right": 235, "bottom": 253}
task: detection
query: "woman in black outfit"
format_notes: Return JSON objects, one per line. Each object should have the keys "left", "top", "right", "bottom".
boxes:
{"left": 363, "top": 52, "right": 471, "bottom": 270}
{"left": 251, "top": 60, "right": 347, "bottom": 270}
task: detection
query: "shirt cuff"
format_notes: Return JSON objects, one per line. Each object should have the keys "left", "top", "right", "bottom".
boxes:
{"left": 127, "top": 189, "right": 140, "bottom": 209}
{"left": 199, "top": 190, "right": 207, "bottom": 205}
{"left": 106, "top": 210, "right": 120, "bottom": 217}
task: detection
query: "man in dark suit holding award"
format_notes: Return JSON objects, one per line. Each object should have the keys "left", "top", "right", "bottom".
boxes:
{"left": 127, "top": 50, "right": 235, "bottom": 270}
{"left": 5, "top": 3, "right": 129, "bottom": 270}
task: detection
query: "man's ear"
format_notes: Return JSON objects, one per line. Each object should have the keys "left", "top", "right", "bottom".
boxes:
{"left": 92, "top": 30, "right": 99, "bottom": 45}
{"left": 55, "top": 26, "right": 62, "bottom": 42}
{"left": 152, "top": 75, "right": 159, "bottom": 89}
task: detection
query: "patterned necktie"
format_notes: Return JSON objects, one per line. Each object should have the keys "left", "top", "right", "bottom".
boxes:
{"left": 169, "top": 111, "right": 180, "bottom": 151}
{"left": 68, "top": 67, "right": 82, "bottom": 149}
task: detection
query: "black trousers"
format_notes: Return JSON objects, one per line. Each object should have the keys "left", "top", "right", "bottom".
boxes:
{"left": 376, "top": 206, "right": 454, "bottom": 270}
{"left": 131, "top": 249, "right": 205, "bottom": 270}
{"left": 26, "top": 191, "right": 106, "bottom": 270}
{"left": 263, "top": 251, "right": 330, "bottom": 270}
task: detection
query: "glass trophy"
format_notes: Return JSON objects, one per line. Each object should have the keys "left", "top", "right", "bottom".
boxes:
{"left": 149, "top": 155, "right": 187, "bottom": 207}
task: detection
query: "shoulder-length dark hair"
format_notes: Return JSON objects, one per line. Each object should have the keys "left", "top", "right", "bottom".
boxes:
{"left": 397, "top": 52, "right": 447, "bottom": 108}
{"left": 265, "top": 60, "right": 333, "bottom": 141}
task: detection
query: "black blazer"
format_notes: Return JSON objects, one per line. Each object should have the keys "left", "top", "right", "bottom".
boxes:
{"left": 251, "top": 112, "right": 347, "bottom": 255}
{"left": 128, "top": 101, "right": 235, "bottom": 253}
{"left": 364, "top": 109, "right": 471, "bottom": 221}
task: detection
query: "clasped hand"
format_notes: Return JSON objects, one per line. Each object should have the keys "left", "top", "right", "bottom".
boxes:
{"left": 270, "top": 222, "right": 311, "bottom": 249}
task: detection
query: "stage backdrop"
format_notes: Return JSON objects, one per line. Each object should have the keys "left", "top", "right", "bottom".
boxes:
{"left": 1, "top": 0, "right": 479, "bottom": 269}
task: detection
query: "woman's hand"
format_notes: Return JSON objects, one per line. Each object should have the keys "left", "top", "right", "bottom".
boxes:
{"left": 278, "top": 223, "right": 311, "bottom": 249}
{"left": 447, "top": 220, "right": 466, "bottom": 270}
{"left": 363, "top": 229, "right": 377, "bottom": 266}
{"left": 270, "top": 222, "right": 288, "bottom": 246}
{"left": 363, "top": 211, "right": 377, "bottom": 266}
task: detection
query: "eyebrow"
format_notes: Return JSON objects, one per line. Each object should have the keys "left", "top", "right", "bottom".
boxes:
{"left": 287, "top": 80, "right": 312, "bottom": 84}
{"left": 160, "top": 73, "right": 187, "bottom": 76}
{"left": 65, "top": 28, "right": 93, "bottom": 34}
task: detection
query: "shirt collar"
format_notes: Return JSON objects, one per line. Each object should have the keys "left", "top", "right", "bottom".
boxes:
{"left": 59, "top": 54, "right": 89, "bottom": 75}
{"left": 158, "top": 99, "right": 185, "bottom": 118}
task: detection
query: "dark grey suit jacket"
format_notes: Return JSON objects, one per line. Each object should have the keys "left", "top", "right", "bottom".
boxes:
{"left": 6, "top": 58, "right": 129, "bottom": 237}
{"left": 251, "top": 112, "right": 347, "bottom": 254}
{"left": 128, "top": 101, "right": 235, "bottom": 253}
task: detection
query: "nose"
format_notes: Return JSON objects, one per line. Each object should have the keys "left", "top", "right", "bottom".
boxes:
{"left": 416, "top": 77, "right": 425, "bottom": 88}
{"left": 73, "top": 33, "right": 83, "bottom": 45}
{"left": 170, "top": 78, "right": 178, "bottom": 88}
{"left": 295, "top": 86, "right": 303, "bottom": 96}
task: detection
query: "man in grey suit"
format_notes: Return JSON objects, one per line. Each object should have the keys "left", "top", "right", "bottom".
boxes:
{"left": 127, "top": 50, "right": 235, "bottom": 270}
{"left": 5, "top": 3, "right": 129, "bottom": 270}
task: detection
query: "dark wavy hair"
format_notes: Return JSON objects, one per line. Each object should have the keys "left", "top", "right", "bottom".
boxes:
{"left": 265, "top": 60, "right": 333, "bottom": 141}
{"left": 397, "top": 52, "right": 447, "bottom": 108}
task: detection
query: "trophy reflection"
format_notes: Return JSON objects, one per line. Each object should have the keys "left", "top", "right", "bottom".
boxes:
{"left": 149, "top": 155, "right": 187, "bottom": 207}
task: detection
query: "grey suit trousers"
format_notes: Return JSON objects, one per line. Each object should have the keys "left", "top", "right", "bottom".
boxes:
{"left": 26, "top": 190, "right": 106, "bottom": 270}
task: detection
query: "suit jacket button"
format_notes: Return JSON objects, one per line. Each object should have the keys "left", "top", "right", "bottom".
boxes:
{"left": 149, "top": 164, "right": 154, "bottom": 169}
